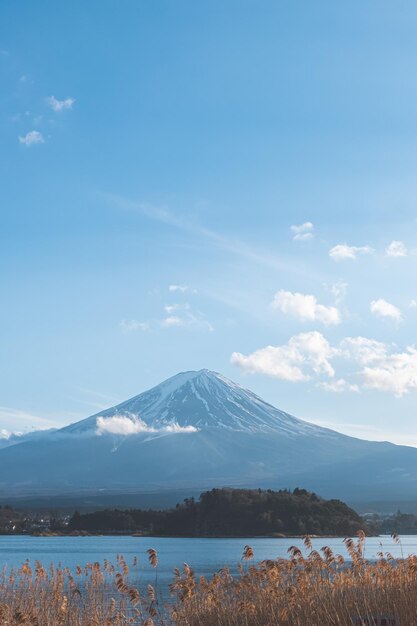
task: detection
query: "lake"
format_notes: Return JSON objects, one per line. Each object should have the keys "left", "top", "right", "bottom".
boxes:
{"left": 0, "top": 534, "right": 415, "bottom": 588}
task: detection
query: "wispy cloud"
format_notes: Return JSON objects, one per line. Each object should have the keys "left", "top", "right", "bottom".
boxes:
{"left": 0, "top": 406, "right": 59, "bottom": 433}
{"left": 324, "top": 280, "right": 348, "bottom": 305}
{"left": 329, "top": 244, "right": 373, "bottom": 261}
{"left": 18, "top": 130, "right": 44, "bottom": 146}
{"left": 169, "top": 284, "right": 197, "bottom": 294}
{"left": 102, "top": 193, "right": 321, "bottom": 280}
{"left": 119, "top": 302, "right": 212, "bottom": 333}
{"left": 307, "top": 419, "right": 417, "bottom": 446}
{"left": 74, "top": 387, "right": 120, "bottom": 412}
{"left": 290, "top": 221, "right": 314, "bottom": 241}
{"left": 46, "top": 96, "right": 75, "bottom": 112}
{"left": 272, "top": 289, "right": 341, "bottom": 325}
{"left": 317, "top": 379, "right": 359, "bottom": 393}
{"left": 161, "top": 306, "right": 213, "bottom": 331}
{"left": 120, "top": 319, "right": 149, "bottom": 332}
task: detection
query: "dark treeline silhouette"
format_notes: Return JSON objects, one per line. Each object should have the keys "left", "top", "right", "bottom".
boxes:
{"left": 68, "top": 488, "right": 372, "bottom": 536}
{"left": 379, "top": 510, "right": 417, "bottom": 535}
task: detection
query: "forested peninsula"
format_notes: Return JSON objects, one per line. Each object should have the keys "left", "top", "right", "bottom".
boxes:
{"left": 68, "top": 488, "right": 372, "bottom": 537}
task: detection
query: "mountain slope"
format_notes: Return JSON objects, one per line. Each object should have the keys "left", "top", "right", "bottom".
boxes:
{"left": 61, "top": 369, "right": 337, "bottom": 437}
{"left": 0, "top": 369, "right": 416, "bottom": 503}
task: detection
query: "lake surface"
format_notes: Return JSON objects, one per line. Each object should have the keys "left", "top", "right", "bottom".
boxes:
{"left": 1, "top": 535, "right": 416, "bottom": 588}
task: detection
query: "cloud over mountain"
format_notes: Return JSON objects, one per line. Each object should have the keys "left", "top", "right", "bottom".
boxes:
{"left": 96, "top": 413, "right": 198, "bottom": 435}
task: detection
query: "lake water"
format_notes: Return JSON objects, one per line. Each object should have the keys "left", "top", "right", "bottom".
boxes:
{"left": 1, "top": 534, "right": 416, "bottom": 588}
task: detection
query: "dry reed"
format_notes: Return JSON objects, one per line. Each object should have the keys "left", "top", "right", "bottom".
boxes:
{"left": 170, "top": 533, "right": 417, "bottom": 625}
{"left": 0, "top": 535, "right": 416, "bottom": 625}
{"left": 0, "top": 552, "right": 161, "bottom": 626}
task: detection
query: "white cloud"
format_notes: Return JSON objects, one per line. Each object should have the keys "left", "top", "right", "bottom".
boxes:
{"left": 96, "top": 413, "right": 197, "bottom": 435}
{"left": 120, "top": 319, "right": 149, "bottom": 332}
{"left": 231, "top": 331, "right": 337, "bottom": 382}
{"left": 272, "top": 290, "right": 341, "bottom": 325}
{"left": 162, "top": 315, "right": 184, "bottom": 328}
{"left": 169, "top": 284, "right": 197, "bottom": 294}
{"left": 409, "top": 299, "right": 417, "bottom": 309}
{"left": 169, "top": 284, "right": 187, "bottom": 292}
{"left": 164, "top": 303, "right": 190, "bottom": 314}
{"left": 163, "top": 423, "right": 198, "bottom": 433}
{"left": 385, "top": 240, "right": 408, "bottom": 258}
{"left": 370, "top": 298, "right": 402, "bottom": 322}
{"left": 233, "top": 332, "right": 417, "bottom": 397}
{"left": 317, "top": 379, "right": 359, "bottom": 393}
{"left": 361, "top": 353, "right": 417, "bottom": 396}
{"left": 18, "top": 130, "right": 44, "bottom": 146}
{"left": 97, "top": 414, "right": 150, "bottom": 435}
{"left": 46, "top": 96, "right": 75, "bottom": 112}
{"left": 361, "top": 348, "right": 417, "bottom": 397}
{"left": 290, "top": 222, "right": 314, "bottom": 241}
{"left": 341, "top": 336, "right": 388, "bottom": 364}
{"left": 329, "top": 244, "right": 373, "bottom": 261}
{"left": 341, "top": 337, "right": 417, "bottom": 396}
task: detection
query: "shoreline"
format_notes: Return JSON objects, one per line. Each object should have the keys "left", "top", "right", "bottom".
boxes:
{"left": 0, "top": 531, "right": 382, "bottom": 539}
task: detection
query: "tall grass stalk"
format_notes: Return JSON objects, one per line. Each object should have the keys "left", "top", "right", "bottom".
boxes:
{"left": 0, "top": 535, "right": 415, "bottom": 625}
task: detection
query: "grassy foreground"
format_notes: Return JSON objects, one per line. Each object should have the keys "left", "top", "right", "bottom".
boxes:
{"left": 0, "top": 534, "right": 414, "bottom": 625}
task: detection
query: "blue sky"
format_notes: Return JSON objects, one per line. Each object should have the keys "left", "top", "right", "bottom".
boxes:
{"left": 2, "top": 1, "right": 417, "bottom": 445}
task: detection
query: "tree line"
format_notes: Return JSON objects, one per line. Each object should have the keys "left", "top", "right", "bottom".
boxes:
{"left": 68, "top": 487, "right": 373, "bottom": 536}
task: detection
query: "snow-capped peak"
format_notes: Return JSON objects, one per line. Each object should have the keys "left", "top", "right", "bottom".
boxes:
{"left": 60, "top": 369, "right": 332, "bottom": 437}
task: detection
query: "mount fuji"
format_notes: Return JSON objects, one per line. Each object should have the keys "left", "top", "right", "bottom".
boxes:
{"left": 1, "top": 369, "right": 417, "bottom": 503}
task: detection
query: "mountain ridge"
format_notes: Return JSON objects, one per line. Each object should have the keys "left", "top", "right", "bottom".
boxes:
{"left": 0, "top": 369, "right": 416, "bottom": 503}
